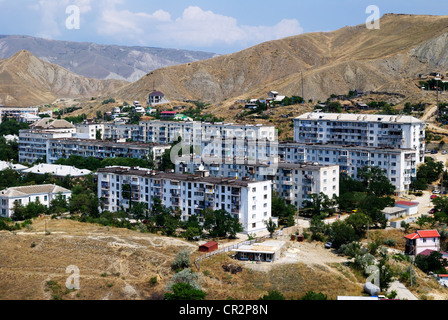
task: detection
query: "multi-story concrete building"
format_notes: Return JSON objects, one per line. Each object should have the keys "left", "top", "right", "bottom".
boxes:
{"left": 0, "top": 184, "right": 71, "bottom": 218}
{"left": 47, "top": 138, "right": 170, "bottom": 164}
{"left": 139, "top": 120, "right": 277, "bottom": 144}
{"left": 278, "top": 142, "right": 417, "bottom": 195}
{"left": 0, "top": 106, "right": 39, "bottom": 123}
{"left": 293, "top": 112, "right": 425, "bottom": 163}
{"left": 176, "top": 159, "right": 339, "bottom": 209}
{"left": 97, "top": 166, "right": 273, "bottom": 234}
{"left": 19, "top": 131, "right": 75, "bottom": 164}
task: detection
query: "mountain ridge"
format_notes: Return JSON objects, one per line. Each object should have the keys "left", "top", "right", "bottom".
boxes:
{"left": 106, "top": 13, "right": 448, "bottom": 107}
{"left": 0, "top": 35, "right": 218, "bottom": 82}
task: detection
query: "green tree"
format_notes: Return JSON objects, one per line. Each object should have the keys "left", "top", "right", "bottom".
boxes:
{"left": 203, "top": 209, "right": 243, "bottom": 239}
{"left": 265, "top": 218, "right": 277, "bottom": 238}
{"left": 357, "top": 166, "right": 395, "bottom": 197}
{"left": 259, "top": 290, "right": 285, "bottom": 300}
{"left": 271, "top": 192, "right": 296, "bottom": 226}
{"left": 328, "top": 220, "right": 359, "bottom": 249}
{"left": 302, "top": 192, "right": 336, "bottom": 218}
{"left": 49, "top": 193, "right": 69, "bottom": 215}
{"left": 164, "top": 282, "right": 206, "bottom": 301}
{"left": 415, "top": 251, "right": 448, "bottom": 274}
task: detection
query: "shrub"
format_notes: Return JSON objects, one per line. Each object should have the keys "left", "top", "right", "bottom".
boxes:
{"left": 164, "top": 282, "right": 206, "bottom": 301}
{"left": 383, "top": 238, "right": 397, "bottom": 247}
{"left": 259, "top": 290, "right": 285, "bottom": 300}
{"left": 171, "top": 250, "right": 191, "bottom": 271}
{"left": 300, "top": 291, "right": 328, "bottom": 300}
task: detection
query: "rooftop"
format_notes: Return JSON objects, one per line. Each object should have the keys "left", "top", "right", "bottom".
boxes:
{"left": 0, "top": 184, "right": 71, "bottom": 198}
{"left": 232, "top": 240, "right": 286, "bottom": 254}
{"left": 0, "top": 161, "right": 28, "bottom": 171}
{"left": 98, "top": 166, "right": 268, "bottom": 187}
{"left": 30, "top": 118, "right": 75, "bottom": 129}
{"left": 295, "top": 112, "right": 423, "bottom": 124}
{"left": 22, "top": 164, "right": 92, "bottom": 177}
{"left": 404, "top": 230, "right": 440, "bottom": 240}
{"left": 395, "top": 201, "right": 419, "bottom": 207}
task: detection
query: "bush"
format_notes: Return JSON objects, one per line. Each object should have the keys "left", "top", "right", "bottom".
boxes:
{"left": 164, "top": 282, "right": 206, "bottom": 300}
{"left": 166, "top": 268, "right": 201, "bottom": 292}
{"left": 259, "top": 290, "right": 285, "bottom": 300}
{"left": 300, "top": 291, "right": 328, "bottom": 300}
{"left": 383, "top": 238, "right": 397, "bottom": 247}
{"left": 171, "top": 250, "right": 191, "bottom": 271}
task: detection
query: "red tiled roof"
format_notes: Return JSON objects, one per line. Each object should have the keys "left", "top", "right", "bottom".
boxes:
{"left": 439, "top": 275, "right": 448, "bottom": 278}
{"left": 395, "top": 201, "right": 419, "bottom": 207}
{"left": 418, "top": 249, "right": 436, "bottom": 256}
{"left": 404, "top": 233, "right": 419, "bottom": 240}
{"left": 418, "top": 230, "right": 440, "bottom": 238}
{"left": 161, "top": 111, "right": 177, "bottom": 114}
{"left": 405, "top": 230, "right": 440, "bottom": 240}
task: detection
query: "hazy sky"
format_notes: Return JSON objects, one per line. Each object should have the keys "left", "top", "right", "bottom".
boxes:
{"left": 0, "top": 0, "right": 447, "bottom": 54}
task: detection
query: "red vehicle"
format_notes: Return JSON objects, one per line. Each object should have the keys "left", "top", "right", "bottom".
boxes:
{"left": 431, "top": 195, "right": 439, "bottom": 199}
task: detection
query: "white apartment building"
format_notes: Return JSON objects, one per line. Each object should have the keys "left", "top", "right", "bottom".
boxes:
{"left": 19, "top": 130, "right": 74, "bottom": 164}
{"left": 0, "top": 184, "right": 71, "bottom": 218}
{"left": 279, "top": 142, "right": 417, "bottom": 195}
{"left": 176, "top": 160, "right": 339, "bottom": 209}
{"left": 47, "top": 139, "right": 170, "bottom": 164}
{"left": 19, "top": 118, "right": 76, "bottom": 163}
{"left": 97, "top": 166, "right": 273, "bottom": 234}
{"left": 139, "top": 120, "right": 277, "bottom": 144}
{"left": 294, "top": 112, "right": 425, "bottom": 163}
{"left": 74, "top": 123, "right": 105, "bottom": 140}
{"left": 0, "top": 106, "right": 38, "bottom": 123}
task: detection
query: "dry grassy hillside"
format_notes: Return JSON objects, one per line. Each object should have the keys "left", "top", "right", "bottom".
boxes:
{"left": 107, "top": 14, "right": 448, "bottom": 106}
{"left": 2, "top": 218, "right": 448, "bottom": 301}
{"left": 0, "top": 218, "right": 363, "bottom": 300}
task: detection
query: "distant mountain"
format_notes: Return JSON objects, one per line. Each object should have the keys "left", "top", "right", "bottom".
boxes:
{"left": 0, "top": 35, "right": 219, "bottom": 82}
{"left": 109, "top": 14, "right": 448, "bottom": 109}
{"left": 0, "top": 50, "right": 127, "bottom": 106}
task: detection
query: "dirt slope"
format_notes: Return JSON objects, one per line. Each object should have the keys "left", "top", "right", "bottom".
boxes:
{"left": 108, "top": 14, "right": 448, "bottom": 106}
{"left": 0, "top": 50, "right": 128, "bottom": 106}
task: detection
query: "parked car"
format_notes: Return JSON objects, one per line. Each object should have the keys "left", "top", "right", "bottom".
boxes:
{"left": 431, "top": 195, "right": 439, "bottom": 199}
{"left": 443, "top": 150, "right": 447, "bottom": 155}
{"left": 433, "top": 190, "right": 441, "bottom": 194}
{"left": 431, "top": 150, "right": 438, "bottom": 154}
{"left": 324, "top": 242, "right": 333, "bottom": 249}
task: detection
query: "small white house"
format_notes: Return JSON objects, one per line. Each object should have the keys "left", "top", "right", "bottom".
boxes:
{"left": 382, "top": 206, "right": 407, "bottom": 221}
{"left": 395, "top": 201, "right": 419, "bottom": 216}
{"left": 405, "top": 230, "right": 440, "bottom": 255}
{"left": 0, "top": 184, "right": 72, "bottom": 218}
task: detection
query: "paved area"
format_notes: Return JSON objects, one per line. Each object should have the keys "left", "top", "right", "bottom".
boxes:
{"left": 389, "top": 280, "right": 419, "bottom": 300}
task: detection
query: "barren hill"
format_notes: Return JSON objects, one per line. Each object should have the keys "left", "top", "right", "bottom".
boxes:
{"left": 0, "top": 50, "right": 127, "bottom": 106}
{"left": 109, "top": 14, "right": 448, "bottom": 106}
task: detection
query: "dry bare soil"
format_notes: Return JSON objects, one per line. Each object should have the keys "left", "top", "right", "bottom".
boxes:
{"left": 0, "top": 218, "right": 362, "bottom": 300}
{"left": 1, "top": 218, "right": 447, "bottom": 300}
